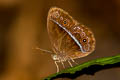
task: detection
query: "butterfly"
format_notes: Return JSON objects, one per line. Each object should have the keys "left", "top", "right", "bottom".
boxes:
{"left": 35, "top": 7, "right": 95, "bottom": 72}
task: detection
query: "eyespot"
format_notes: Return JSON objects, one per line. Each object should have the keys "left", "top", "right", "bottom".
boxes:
{"left": 63, "top": 20, "right": 67, "bottom": 24}
{"left": 83, "top": 39, "right": 87, "bottom": 42}
{"left": 63, "top": 19, "right": 70, "bottom": 26}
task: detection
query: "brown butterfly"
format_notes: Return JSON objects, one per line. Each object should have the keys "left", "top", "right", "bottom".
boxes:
{"left": 35, "top": 7, "right": 95, "bottom": 72}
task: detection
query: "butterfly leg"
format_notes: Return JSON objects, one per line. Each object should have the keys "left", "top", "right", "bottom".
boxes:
{"left": 70, "top": 58, "right": 78, "bottom": 65}
{"left": 67, "top": 60, "right": 73, "bottom": 67}
{"left": 54, "top": 60, "right": 60, "bottom": 72}
{"left": 61, "top": 60, "right": 65, "bottom": 69}
{"left": 59, "top": 57, "right": 65, "bottom": 69}
{"left": 55, "top": 59, "right": 65, "bottom": 72}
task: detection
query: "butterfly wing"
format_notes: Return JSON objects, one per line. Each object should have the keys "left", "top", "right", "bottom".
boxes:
{"left": 47, "top": 7, "right": 95, "bottom": 59}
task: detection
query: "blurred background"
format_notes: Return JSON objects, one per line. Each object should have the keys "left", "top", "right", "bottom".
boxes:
{"left": 0, "top": 0, "right": 120, "bottom": 80}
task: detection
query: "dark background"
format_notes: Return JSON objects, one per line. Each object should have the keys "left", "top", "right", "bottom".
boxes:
{"left": 0, "top": 0, "right": 120, "bottom": 80}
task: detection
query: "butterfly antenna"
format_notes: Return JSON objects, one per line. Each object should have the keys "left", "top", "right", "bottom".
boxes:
{"left": 32, "top": 47, "right": 53, "bottom": 54}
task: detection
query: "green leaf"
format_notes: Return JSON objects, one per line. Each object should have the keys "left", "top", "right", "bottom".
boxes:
{"left": 43, "top": 55, "right": 120, "bottom": 80}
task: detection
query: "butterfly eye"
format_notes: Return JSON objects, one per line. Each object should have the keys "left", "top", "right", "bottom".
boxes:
{"left": 83, "top": 39, "right": 87, "bottom": 42}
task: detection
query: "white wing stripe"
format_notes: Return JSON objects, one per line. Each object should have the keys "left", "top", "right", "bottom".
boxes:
{"left": 50, "top": 19, "right": 85, "bottom": 53}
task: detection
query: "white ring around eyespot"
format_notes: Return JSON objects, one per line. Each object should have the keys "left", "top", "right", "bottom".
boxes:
{"left": 50, "top": 19, "right": 85, "bottom": 53}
